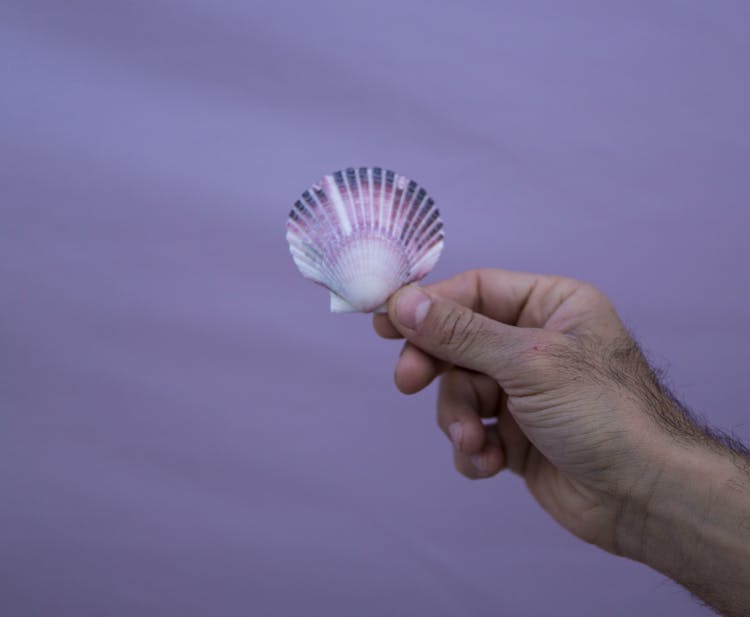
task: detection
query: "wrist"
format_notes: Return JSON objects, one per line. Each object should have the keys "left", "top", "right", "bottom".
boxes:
{"left": 616, "top": 433, "right": 750, "bottom": 613}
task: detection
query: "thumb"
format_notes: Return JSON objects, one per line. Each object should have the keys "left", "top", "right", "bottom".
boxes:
{"left": 387, "top": 285, "right": 540, "bottom": 382}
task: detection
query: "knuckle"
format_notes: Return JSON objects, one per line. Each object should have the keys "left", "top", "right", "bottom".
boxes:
{"left": 578, "top": 282, "right": 616, "bottom": 314}
{"left": 437, "top": 308, "right": 480, "bottom": 355}
{"left": 436, "top": 308, "right": 463, "bottom": 347}
{"left": 579, "top": 281, "right": 607, "bottom": 300}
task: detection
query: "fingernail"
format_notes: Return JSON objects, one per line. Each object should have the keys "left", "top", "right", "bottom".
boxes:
{"left": 448, "top": 422, "right": 463, "bottom": 450}
{"left": 471, "top": 454, "right": 488, "bottom": 473}
{"left": 395, "top": 286, "right": 431, "bottom": 330}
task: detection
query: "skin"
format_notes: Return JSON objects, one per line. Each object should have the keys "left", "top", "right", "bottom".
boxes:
{"left": 373, "top": 269, "right": 750, "bottom": 617}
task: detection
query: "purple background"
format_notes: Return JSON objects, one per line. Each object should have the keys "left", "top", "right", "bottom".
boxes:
{"left": 2, "top": 1, "right": 749, "bottom": 615}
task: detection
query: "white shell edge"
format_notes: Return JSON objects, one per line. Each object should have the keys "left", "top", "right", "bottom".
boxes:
{"left": 330, "top": 292, "right": 359, "bottom": 313}
{"left": 329, "top": 291, "right": 388, "bottom": 314}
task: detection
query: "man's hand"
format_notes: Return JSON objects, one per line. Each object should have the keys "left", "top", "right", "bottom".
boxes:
{"left": 374, "top": 269, "right": 750, "bottom": 617}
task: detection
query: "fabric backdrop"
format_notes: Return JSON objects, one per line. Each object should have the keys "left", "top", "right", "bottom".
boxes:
{"left": 2, "top": 1, "right": 749, "bottom": 615}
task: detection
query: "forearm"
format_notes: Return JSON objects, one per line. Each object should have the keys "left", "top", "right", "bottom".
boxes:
{"left": 619, "top": 441, "right": 750, "bottom": 616}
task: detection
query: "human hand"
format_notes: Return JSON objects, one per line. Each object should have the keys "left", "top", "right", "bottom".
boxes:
{"left": 374, "top": 268, "right": 662, "bottom": 552}
{"left": 374, "top": 269, "right": 750, "bottom": 616}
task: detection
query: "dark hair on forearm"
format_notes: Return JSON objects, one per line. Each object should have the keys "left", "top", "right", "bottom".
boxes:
{"left": 609, "top": 334, "right": 750, "bottom": 474}
{"left": 556, "top": 331, "right": 750, "bottom": 474}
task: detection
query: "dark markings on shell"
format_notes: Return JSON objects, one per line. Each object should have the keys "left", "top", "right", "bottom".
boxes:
{"left": 343, "top": 167, "right": 361, "bottom": 229}
{"left": 294, "top": 200, "right": 313, "bottom": 222}
{"left": 405, "top": 181, "right": 416, "bottom": 203}
{"left": 302, "top": 189, "right": 336, "bottom": 240}
{"left": 372, "top": 167, "right": 383, "bottom": 206}
{"left": 302, "top": 190, "right": 316, "bottom": 208}
{"left": 412, "top": 207, "right": 440, "bottom": 247}
{"left": 345, "top": 168, "right": 357, "bottom": 196}
{"left": 312, "top": 186, "right": 333, "bottom": 226}
{"left": 385, "top": 169, "right": 395, "bottom": 191}
{"left": 392, "top": 178, "right": 404, "bottom": 214}
{"left": 313, "top": 186, "right": 327, "bottom": 202}
{"left": 399, "top": 187, "right": 424, "bottom": 242}
{"left": 403, "top": 198, "right": 433, "bottom": 246}
{"left": 418, "top": 224, "right": 444, "bottom": 251}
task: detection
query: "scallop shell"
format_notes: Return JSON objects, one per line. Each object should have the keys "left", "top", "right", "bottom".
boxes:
{"left": 286, "top": 167, "right": 445, "bottom": 313}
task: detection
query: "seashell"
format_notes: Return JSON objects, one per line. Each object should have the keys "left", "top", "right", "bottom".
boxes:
{"left": 286, "top": 167, "right": 445, "bottom": 313}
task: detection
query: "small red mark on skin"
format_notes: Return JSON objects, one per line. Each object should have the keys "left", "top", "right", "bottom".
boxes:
{"left": 533, "top": 345, "right": 541, "bottom": 352}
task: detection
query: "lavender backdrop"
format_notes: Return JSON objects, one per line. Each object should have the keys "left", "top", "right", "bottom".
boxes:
{"left": 2, "top": 2, "right": 749, "bottom": 616}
